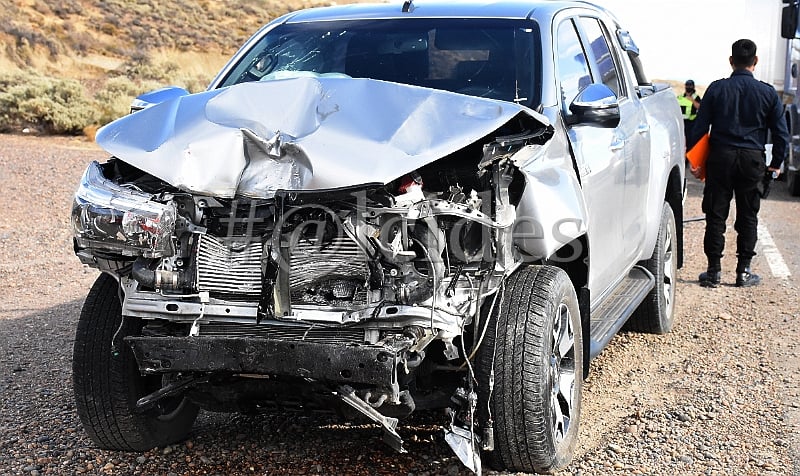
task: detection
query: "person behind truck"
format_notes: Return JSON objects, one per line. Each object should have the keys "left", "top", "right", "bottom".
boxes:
{"left": 678, "top": 79, "right": 701, "bottom": 141}
{"left": 687, "top": 39, "right": 788, "bottom": 288}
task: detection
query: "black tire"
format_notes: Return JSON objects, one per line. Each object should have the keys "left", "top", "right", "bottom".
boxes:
{"left": 477, "top": 265, "right": 583, "bottom": 474}
{"left": 788, "top": 169, "right": 800, "bottom": 197}
{"left": 627, "top": 202, "right": 677, "bottom": 334}
{"left": 73, "top": 273, "right": 199, "bottom": 451}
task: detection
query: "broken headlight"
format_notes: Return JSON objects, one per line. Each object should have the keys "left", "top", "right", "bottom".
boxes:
{"left": 72, "top": 161, "right": 176, "bottom": 258}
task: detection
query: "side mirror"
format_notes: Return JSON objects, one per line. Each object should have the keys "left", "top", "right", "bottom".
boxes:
{"left": 569, "top": 83, "right": 620, "bottom": 126}
{"left": 782, "top": 4, "right": 799, "bottom": 39}
{"left": 130, "top": 86, "right": 190, "bottom": 113}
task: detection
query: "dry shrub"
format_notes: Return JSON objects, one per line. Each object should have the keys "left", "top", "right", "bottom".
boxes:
{"left": 0, "top": 72, "right": 98, "bottom": 134}
{"left": 116, "top": 54, "right": 179, "bottom": 82}
{"left": 83, "top": 124, "right": 100, "bottom": 141}
{"left": 0, "top": 69, "right": 209, "bottom": 135}
{"left": 93, "top": 76, "right": 162, "bottom": 125}
{"left": 0, "top": 23, "right": 61, "bottom": 57}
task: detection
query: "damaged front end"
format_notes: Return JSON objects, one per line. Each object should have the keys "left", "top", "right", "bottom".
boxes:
{"left": 72, "top": 78, "right": 558, "bottom": 470}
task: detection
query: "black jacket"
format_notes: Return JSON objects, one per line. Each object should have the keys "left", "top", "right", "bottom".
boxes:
{"left": 687, "top": 69, "right": 788, "bottom": 169}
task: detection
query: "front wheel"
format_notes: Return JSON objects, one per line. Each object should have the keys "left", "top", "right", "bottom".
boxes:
{"left": 72, "top": 273, "right": 199, "bottom": 451}
{"left": 477, "top": 265, "right": 583, "bottom": 474}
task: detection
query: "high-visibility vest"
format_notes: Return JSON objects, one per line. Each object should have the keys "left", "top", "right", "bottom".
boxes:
{"left": 677, "top": 94, "right": 698, "bottom": 121}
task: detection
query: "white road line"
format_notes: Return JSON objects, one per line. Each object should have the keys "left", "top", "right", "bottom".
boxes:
{"left": 757, "top": 223, "right": 792, "bottom": 279}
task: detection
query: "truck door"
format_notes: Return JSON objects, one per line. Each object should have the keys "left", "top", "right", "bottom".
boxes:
{"left": 556, "top": 16, "right": 634, "bottom": 296}
{"left": 578, "top": 17, "right": 651, "bottom": 264}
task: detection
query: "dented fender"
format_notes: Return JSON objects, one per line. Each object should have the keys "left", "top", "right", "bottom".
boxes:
{"left": 511, "top": 125, "right": 589, "bottom": 261}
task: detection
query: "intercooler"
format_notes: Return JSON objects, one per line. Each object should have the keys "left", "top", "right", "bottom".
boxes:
{"left": 196, "top": 234, "right": 263, "bottom": 299}
{"left": 196, "top": 233, "right": 370, "bottom": 307}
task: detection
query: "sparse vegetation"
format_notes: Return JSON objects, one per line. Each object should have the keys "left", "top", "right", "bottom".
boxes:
{"left": 0, "top": 0, "right": 371, "bottom": 135}
{"left": 0, "top": 72, "right": 97, "bottom": 134}
{"left": 92, "top": 77, "right": 162, "bottom": 126}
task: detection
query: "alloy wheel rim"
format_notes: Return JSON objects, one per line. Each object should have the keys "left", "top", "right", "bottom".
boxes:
{"left": 662, "top": 224, "right": 675, "bottom": 317}
{"left": 549, "top": 302, "right": 576, "bottom": 444}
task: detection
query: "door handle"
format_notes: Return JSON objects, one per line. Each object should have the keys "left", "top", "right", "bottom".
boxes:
{"left": 610, "top": 138, "right": 625, "bottom": 151}
{"left": 637, "top": 124, "right": 650, "bottom": 135}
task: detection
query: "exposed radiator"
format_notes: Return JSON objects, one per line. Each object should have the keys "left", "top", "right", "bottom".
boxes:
{"left": 288, "top": 235, "right": 370, "bottom": 306}
{"left": 196, "top": 234, "right": 263, "bottom": 298}
{"left": 195, "top": 233, "right": 370, "bottom": 306}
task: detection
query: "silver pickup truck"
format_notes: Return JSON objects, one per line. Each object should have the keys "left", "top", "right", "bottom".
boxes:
{"left": 70, "top": 1, "right": 685, "bottom": 473}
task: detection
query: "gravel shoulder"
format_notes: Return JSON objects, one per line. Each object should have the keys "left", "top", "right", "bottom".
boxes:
{"left": 1, "top": 135, "right": 798, "bottom": 475}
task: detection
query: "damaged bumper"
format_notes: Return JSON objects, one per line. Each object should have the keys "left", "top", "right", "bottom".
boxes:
{"left": 126, "top": 336, "right": 403, "bottom": 390}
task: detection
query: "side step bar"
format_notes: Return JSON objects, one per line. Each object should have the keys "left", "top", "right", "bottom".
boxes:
{"left": 589, "top": 265, "right": 655, "bottom": 359}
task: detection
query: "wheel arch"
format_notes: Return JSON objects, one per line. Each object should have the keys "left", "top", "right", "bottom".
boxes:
{"left": 665, "top": 165, "right": 684, "bottom": 268}
{"left": 542, "top": 234, "right": 590, "bottom": 380}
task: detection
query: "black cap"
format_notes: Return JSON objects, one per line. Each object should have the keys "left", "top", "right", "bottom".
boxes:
{"left": 685, "top": 79, "right": 695, "bottom": 87}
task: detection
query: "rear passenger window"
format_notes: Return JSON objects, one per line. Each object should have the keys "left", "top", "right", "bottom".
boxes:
{"left": 577, "top": 17, "right": 622, "bottom": 97}
{"left": 556, "top": 19, "right": 591, "bottom": 115}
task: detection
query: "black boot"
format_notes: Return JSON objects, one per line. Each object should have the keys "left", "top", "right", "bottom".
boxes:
{"left": 698, "top": 270, "right": 721, "bottom": 288}
{"left": 735, "top": 268, "right": 761, "bottom": 287}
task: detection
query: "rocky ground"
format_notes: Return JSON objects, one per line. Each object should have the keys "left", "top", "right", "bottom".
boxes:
{"left": 0, "top": 135, "right": 798, "bottom": 475}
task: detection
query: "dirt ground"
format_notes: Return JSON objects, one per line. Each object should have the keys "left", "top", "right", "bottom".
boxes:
{"left": 0, "top": 134, "right": 798, "bottom": 475}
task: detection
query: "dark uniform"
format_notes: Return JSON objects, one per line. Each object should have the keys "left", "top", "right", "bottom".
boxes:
{"left": 687, "top": 69, "right": 788, "bottom": 285}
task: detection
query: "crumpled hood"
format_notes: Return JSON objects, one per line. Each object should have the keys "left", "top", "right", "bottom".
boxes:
{"left": 96, "top": 77, "right": 547, "bottom": 198}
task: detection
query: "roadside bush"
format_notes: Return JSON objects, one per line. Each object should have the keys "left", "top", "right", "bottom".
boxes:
{"left": 0, "top": 69, "right": 212, "bottom": 136}
{"left": 116, "top": 55, "right": 179, "bottom": 82}
{"left": 93, "top": 76, "right": 162, "bottom": 125}
{"left": 0, "top": 72, "right": 98, "bottom": 134}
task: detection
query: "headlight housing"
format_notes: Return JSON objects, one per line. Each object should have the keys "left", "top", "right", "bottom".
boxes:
{"left": 72, "top": 161, "right": 176, "bottom": 258}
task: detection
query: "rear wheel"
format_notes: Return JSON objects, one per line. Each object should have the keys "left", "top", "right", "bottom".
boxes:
{"left": 72, "top": 273, "right": 199, "bottom": 451}
{"left": 477, "top": 265, "right": 583, "bottom": 473}
{"left": 627, "top": 202, "right": 677, "bottom": 334}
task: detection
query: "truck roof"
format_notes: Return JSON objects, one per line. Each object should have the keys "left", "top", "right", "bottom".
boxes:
{"left": 281, "top": 0, "right": 610, "bottom": 24}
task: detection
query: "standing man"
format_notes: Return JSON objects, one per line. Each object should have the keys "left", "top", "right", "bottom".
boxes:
{"left": 687, "top": 39, "right": 788, "bottom": 288}
{"left": 678, "top": 79, "right": 702, "bottom": 142}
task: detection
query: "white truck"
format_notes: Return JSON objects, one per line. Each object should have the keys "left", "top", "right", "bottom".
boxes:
{"left": 70, "top": 1, "right": 686, "bottom": 473}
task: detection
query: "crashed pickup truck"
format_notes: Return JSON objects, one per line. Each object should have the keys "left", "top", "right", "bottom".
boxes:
{"left": 71, "top": 1, "right": 685, "bottom": 473}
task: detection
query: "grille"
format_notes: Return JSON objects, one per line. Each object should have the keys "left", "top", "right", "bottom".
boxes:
{"left": 196, "top": 234, "right": 263, "bottom": 298}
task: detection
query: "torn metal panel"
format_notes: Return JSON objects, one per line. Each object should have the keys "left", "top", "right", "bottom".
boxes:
{"left": 336, "top": 385, "right": 406, "bottom": 453}
{"left": 511, "top": 126, "right": 590, "bottom": 260}
{"left": 96, "top": 77, "right": 549, "bottom": 198}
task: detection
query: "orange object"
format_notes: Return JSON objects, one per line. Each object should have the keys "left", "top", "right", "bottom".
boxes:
{"left": 686, "top": 132, "right": 710, "bottom": 181}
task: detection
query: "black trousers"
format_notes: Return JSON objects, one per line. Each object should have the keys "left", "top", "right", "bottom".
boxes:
{"left": 702, "top": 145, "right": 765, "bottom": 272}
